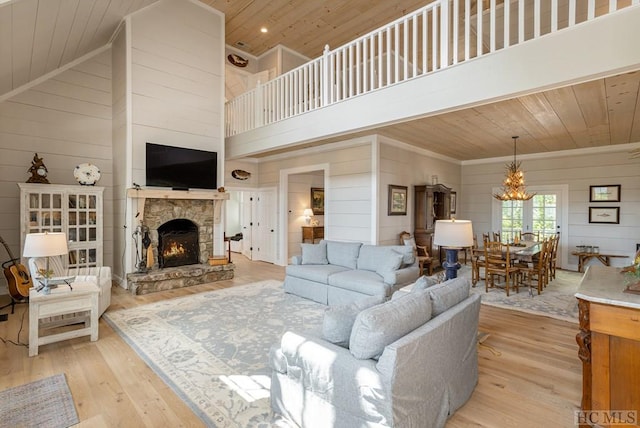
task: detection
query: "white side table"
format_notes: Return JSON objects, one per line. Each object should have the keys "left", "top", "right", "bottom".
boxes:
{"left": 29, "top": 281, "right": 99, "bottom": 357}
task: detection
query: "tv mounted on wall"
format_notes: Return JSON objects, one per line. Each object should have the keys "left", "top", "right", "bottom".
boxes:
{"left": 146, "top": 142, "right": 218, "bottom": 190}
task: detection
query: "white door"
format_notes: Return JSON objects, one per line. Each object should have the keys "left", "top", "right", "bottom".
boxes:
{"left": 254, "top": 189, "right": 277, "bottom": 263}
{"left": 240, "top": 192, "right": 253, "bottom": 259}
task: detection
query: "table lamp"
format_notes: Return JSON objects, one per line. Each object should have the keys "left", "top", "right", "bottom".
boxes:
{"left": 303, "top": 208, "right": 314, "bottom": 225}
{"left": 22, "top": 232, "right": 69, "bottom": 295}
{"left": 433, "top": 219, "right": 473, "bottom": 280}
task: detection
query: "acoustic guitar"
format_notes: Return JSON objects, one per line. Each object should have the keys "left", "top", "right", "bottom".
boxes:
{"left": 1, "top": 235, "right": 32, "bottom": 299}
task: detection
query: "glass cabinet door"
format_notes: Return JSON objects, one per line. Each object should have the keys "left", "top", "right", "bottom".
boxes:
{"left": 26, "top": 191, "right": 64, "bottom": 234}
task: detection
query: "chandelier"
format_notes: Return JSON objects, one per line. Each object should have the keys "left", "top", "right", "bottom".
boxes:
{"left": 493, "top": 136, "right": 536, "bottom": 201}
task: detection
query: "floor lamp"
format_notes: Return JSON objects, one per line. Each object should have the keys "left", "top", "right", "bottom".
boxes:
{"left": 433, "top": 219, "right": 473, "bottom": 280}
{"left": 22, "top": 232, "right": 69, "bottom": 295}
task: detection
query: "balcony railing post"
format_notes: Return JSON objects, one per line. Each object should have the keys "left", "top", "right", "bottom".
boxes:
{"left": 322, "top": 44, "right": 330, "bottom": 106}
{"left": 440, "top": 0, "right": 449, "bottom": 69}
{"left": 255, "top": 81, "right": 264, "bottom": 128}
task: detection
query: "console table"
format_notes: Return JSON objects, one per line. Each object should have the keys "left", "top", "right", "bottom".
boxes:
{"left": 29, "top": 281, "right": 99, "bottom": 356}
{"left": 572, "top": 251, "right": 628, "bottom": 272}
{"left": 575, "top": 266, "right": 640, "bottom": 427}
{"left": 302, "top": 226, "right": 324, "bottom": 243}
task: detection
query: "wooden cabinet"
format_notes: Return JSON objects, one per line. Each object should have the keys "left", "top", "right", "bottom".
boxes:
{"left": 301, "top": 226, "right": 324, "bottom": 243}
{"left": 19, "top": 183, "right": 104, "bottom": 270}
{"left": 575, "top": 266, "right": 640, "bottom": 427}
{"left": 414, "top": 184, "right": 451, "bottom": 253}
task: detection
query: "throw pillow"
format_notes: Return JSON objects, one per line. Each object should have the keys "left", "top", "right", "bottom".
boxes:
{"left": 322, "top": 295, "right": 386, "bottom": 348}
{"left": 374, "top": 251, "right": 403, "bottom": 277}
{"left": 411, "top": 275, "right": 440, "bottom": 292}
{"left": 326, "top": 241, "right": 362, "bottom": 269}
{"left": 301, "top": 241, "right": 328, "bottom": 265}
{"left": 428, "top": 277, "right": 471, "bottom": 317}
{"left": 349, "top": 289, "right": 432, "bottom": 360}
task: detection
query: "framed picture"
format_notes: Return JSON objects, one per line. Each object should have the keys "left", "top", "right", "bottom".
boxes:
{"left": 310, "top": 188, "right": 324, "bottom": 215}
{"left": 450, "top": 191, "right": 457, "bottom": 214}
{"left": 589, "top": 185, "right": 620, "bottom": 202}
{"left": 589, "top": 207, "right": 620, "bottom": 224}
{"left": 388, "top": 185, "right": 408, "bottom": 216}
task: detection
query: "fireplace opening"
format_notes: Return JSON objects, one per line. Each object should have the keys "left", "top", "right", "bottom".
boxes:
{"left": 158, "top": 219, "right": 199, "bottom": 268}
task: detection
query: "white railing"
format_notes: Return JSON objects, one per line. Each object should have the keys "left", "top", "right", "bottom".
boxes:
{"left": 225, "top": 0, "right": 638, "bottom": 137}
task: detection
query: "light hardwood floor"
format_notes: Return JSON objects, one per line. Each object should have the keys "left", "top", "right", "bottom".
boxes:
{"left": 0, "top": 255, "right": 582, "bottom": 427}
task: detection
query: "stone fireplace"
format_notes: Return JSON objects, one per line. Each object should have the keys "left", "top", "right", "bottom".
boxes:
{"left": 125, "top": 189, "right": 232, "bottom": 294}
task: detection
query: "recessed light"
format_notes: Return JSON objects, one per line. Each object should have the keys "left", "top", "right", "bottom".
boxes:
{"left": 260, "top": 27, "right": 268, "bottom": 33}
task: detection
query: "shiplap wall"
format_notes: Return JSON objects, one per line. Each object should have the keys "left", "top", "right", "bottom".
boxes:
{"left": 462, "top": 149, "right": 640, "bottom": 270}
{"left": 0, "top": 50, "right": 113, "bottom": 294}
{"left": 115, "top": 0, "right": 225, "bottom": 281}
{"left": 378, "top": 137, "right": 462, "bottom": 245}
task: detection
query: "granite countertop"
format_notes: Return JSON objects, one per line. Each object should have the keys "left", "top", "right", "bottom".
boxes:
{"left": 574, "top": 265, "right": 640, "bottom": 310}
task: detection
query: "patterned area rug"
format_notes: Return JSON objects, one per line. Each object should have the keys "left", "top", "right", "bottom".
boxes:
{"left": 104, "top": 280, "right": 326, "bottom": 427}
{"left": 465, "top": 267, "right": 582, "bottom": 323}
{"left": 0, "top": 373, "right": 79, "bottom": 428}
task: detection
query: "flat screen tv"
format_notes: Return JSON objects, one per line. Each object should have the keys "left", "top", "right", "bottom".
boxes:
{"left": 146, "top": 143, "right": 217, "bottom": 190}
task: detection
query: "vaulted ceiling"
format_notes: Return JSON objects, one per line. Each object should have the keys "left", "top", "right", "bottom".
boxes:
{"left": 1, "top": 0, "right": 639, "bottom": 160}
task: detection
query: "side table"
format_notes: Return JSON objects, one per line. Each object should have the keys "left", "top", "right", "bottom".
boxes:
{"left": 29, "top": 281, "right": 100, "bottom": 357}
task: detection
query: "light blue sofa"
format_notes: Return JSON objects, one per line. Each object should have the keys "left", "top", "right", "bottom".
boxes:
{"left": 284, "top": 240, "right": 420, "bottom": 305}
{"left": 270, "top": 276, "right": 480, "bottom": 427}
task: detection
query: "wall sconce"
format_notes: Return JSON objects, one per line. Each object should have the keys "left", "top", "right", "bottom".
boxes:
{"left": 303, "top": 208, "right": 314, "bottom": 225}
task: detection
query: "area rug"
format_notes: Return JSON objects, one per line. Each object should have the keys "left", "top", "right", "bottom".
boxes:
{"left": 466, "top": 268, "right": 582, "bottom": 323}
{"left": 104, "top": 280, "right": 326, "bottom": 427}
{"left": 0, "top": 373, "right": 79, "bottom": 428}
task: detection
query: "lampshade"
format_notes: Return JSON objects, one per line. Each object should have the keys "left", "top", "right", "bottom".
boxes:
{"left": 23, "top": 232, "right": 69, "bottom": 258}
{"left": 433, "top": 220, "right": 473, "bottom": 248}
{"left": 303, "top": 208, "right": 314, "bottom": 217}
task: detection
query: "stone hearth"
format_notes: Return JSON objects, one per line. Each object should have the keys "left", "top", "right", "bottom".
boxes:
{"left": 126, "top": 263, "right": 235, "bottom": 295}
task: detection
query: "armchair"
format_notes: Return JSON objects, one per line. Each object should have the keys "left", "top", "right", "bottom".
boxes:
{"left": 27, "top": 256, "right": 111, "bottom": 316}
{"left": 399, "top": 231, "right": 433, "bottom": 276}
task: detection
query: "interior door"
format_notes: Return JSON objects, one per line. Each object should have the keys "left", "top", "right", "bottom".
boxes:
{"left": 254, "top": 189, "right": 277, "bottom": 263}
{"left": 240, "top": 192, "right": 253, "bottom": 259}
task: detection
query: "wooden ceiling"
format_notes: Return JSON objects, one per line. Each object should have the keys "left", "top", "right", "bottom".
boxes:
{"left": 1, "top": 0, "right": 639, "bottom": 160}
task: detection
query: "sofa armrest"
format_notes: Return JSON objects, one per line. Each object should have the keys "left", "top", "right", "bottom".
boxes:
{"left": 275, "top": 331, "right": 385, "bottom": 403}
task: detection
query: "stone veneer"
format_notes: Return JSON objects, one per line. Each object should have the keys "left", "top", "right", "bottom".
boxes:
{"left": 126, "top": 263, "right": 235, "bottom": 295}
{"left": 126, "top": 197, "right": 234, "bottom": 294}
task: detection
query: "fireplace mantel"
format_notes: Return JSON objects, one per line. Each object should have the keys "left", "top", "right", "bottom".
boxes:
{"left": 127, "top": 188, "right": 230, "bottom": 224}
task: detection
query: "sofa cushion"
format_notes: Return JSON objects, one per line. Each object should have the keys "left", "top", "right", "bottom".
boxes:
{"left": 327, "top": 270, "right": 390, "bottom": 296}
{"left": 286, "top": 264, "right": 350, "bottom": 284}
{"left": 349, "top": 289, "right": 432, "bottom": 360}
{"left": 428, "top": 277, "right": 471, "bottom": 317}
{"left": 322, "top": 295, "right": 386, "bottom": 348}
{"left": 375, "top": 252, "right": 403, "bottom": 277}
{"left": 325, "top": 240, "right": 362, "bottom": 270}
{"left": 390, "top": 245, "right": 416, "bottom": 266}
{"left": 301, "top": 241, "right": 328, "bottom": 265}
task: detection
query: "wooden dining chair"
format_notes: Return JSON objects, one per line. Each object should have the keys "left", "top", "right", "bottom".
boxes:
{"left": 471, "top": 235, "right": 485, "bottom": 286}
{"left": 549, "top": 233, "right": 560, "bottom": 281}
{"left": 400, "top": 231, "right": 433, "bottom": 276}
{"left": 518, "top": 238, "right": 550, "bottom": 296}
{"left": 521, "top": 231, "right": 540, "bottom": 242}
{"left": 484, "top": 241, "right": 519, "bottom": 296}
{"left": 492, "top": 231, "right": 501, "bottom": 242}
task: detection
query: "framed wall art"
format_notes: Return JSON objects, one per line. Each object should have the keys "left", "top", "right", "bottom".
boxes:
{"left": 450, "top": 191, "right": 457, "bottom": 214}
{"left": 589, "top": 206, "right": 620, "bottom": 224}
{"left": 388, "top": 185, "right": 408, "bottom": 216}
{"left": 310, "top": 188, "right": 324, "bottom": 215}
{"left": 589, "top": 185, "right": 620, "bottom": 202}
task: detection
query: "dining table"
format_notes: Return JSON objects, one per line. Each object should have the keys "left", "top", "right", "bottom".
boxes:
{"left": 473, "top": 240, "right": 542, "bottom": 263}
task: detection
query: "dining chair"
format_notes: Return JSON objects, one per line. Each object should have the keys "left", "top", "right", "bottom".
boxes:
{"left": 549, "top": 233, "right": 560, "bottom": 281}
{"left": 521, "top": 231, "right": 540, "bottom": 242}
{"left": 492, "top": 231, "right": 501, "bottom": 242}
{"left": 484, "top": 241, "right": 519, "bottom": 296}
{"left": 517, "top": 238, "right": 550, "bottom": 296}
{"left": 400, "top": 231, "right": 433, "bottom": 276}
{"left": 471, "top": 235, "right": 485, "bottom": 286}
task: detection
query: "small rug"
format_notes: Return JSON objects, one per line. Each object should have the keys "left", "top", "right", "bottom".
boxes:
{"left": 466, "top": 268, "right": 582, "bottom": 323}
{"left": 104, "top": 280, "right": 326, "bottom": 427}
{"left": 0, "top": 373, "right": 79, "bottom": 428}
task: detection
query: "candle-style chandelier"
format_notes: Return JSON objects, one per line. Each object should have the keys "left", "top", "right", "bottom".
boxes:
{"left": 493, "top": 136, "right": 536, "bottom": 201}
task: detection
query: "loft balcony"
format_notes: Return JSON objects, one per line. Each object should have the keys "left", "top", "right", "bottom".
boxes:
{"left": 225, "top": 0, "right": 640, "bottom": 159}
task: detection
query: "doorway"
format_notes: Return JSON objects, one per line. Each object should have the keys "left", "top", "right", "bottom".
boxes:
{"left": 226, "top": 189, "right": 276, "bottom": 263}
{"left": 492, "top": 185, "right": 569, "bottom": 269}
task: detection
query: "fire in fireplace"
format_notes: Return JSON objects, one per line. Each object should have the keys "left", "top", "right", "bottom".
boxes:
{"left": 157, "top": 218, "right": 199, "bottom": 268}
